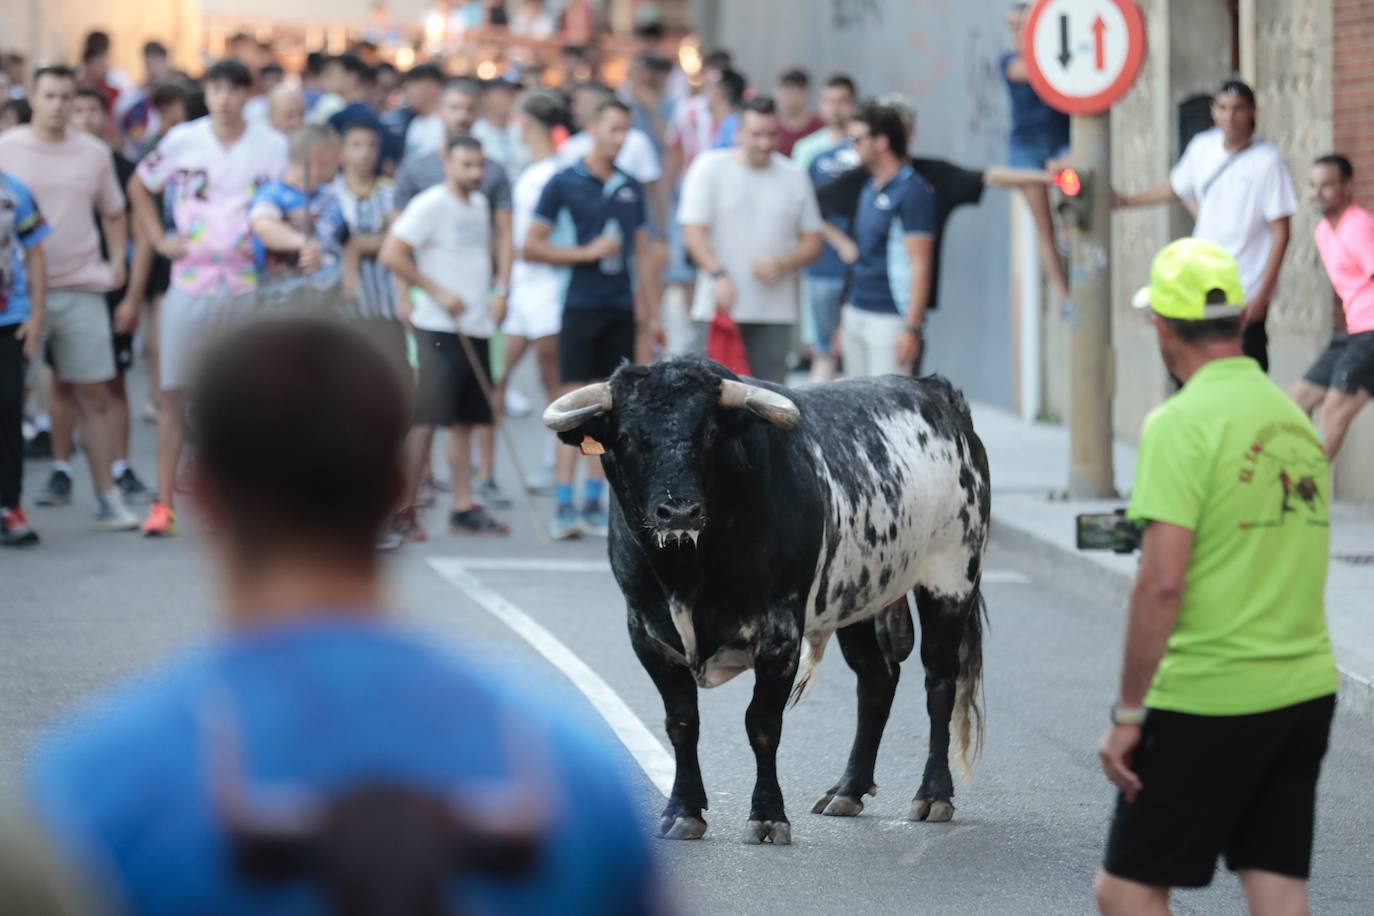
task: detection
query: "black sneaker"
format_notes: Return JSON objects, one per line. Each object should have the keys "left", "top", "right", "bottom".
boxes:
{"left": 24, "top": 429, "right": 52, "bottom": 460}
{"left": 117, "top": 467, "right": 150, "bottom": 500}
{"left": 35, "top": 469, "right": 73, "bottom": 507}
{"left": 449, "top": 506, "right": 511, "bottom": 536}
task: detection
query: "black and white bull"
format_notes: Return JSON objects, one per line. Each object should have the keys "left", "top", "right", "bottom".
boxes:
{"left": 543, "top": 357, "right": 990, "bottom": 845}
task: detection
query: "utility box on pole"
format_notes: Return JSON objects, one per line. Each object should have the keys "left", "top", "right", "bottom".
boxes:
{"left": 1022, "top": 0, "right": 1147, "bottom": 499}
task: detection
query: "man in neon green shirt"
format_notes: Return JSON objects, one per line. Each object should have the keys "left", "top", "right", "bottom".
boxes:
{"left": 1095, "top": 239, "right": 1338, "bottom": 916}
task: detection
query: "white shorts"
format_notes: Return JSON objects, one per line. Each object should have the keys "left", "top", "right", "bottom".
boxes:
{"left": 840, "top": 304, "right": 911, "bottom": 379}
{"left": 504, "top": 278, "right": 563, "bottom": 341}
{"left": 159, "top": 285, "right": 256, "bottom": 391}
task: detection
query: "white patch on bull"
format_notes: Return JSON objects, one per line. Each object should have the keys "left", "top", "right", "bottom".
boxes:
{"left": 669, "top": 598, "right": 697, "bottom": 665}
{"left": 801, "top": 408, "right": 983, "bottom": 643}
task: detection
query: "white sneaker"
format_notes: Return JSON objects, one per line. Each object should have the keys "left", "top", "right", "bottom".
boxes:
{"left": 505, "top": 387, "right": 533, "bottom": 418}
{"left": 94, "top": 491, "right": 140, "bottom": 531}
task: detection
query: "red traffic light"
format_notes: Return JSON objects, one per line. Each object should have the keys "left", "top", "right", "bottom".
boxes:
{"left": 1055, "top": 167, "right": 1083, "bottom": 197}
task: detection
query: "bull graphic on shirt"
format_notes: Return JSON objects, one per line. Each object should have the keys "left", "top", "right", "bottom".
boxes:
{"left": 1237, "top": 421, "right": 1329, "bottom": 531}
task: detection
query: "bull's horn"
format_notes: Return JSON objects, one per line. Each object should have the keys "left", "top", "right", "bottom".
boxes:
{"left": 719, "top": 379, "right": 800, "bottom": 430}
{"left": 542, "top": 382, "right": 613, "bottom": 432}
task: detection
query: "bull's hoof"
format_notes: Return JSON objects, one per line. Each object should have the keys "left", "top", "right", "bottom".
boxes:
{"left": 811, "top": 783, "right": 876, "bottom": 816}
{"left": 741, "top": 820, "right": 792, "bottom": 846}
{"left": 812, "top": 793, "right": 865, "bottom": 817}
{"left": 657, "top": 815, "right": 708, "bottom": 840}
{"left": 909, "top": 798, "right": 955, "bottom": 823}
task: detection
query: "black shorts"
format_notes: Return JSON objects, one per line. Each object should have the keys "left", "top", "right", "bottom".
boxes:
{"left": 1243, "top": 320, "right": 1269, "bottom": 373}
{"left": 414, "top": 330, "right": 493, "bottom": 427}
{"left": 559, "top": 308, "right": 635, "bottom": 384}
{"left": 1303, "top": 330, "right": 1374, "bottom": 395}
{"left": 1103, "top": 694, "right": 1335, "bottom": 889}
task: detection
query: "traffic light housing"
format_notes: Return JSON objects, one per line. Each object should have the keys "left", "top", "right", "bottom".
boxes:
{"left": 1053, "top": 167, "right": 1093, "bottom": 231}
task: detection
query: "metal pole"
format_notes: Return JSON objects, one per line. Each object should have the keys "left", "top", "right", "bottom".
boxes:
{"left": 1067, "top": 112, "right": 1116, "bottom": 499}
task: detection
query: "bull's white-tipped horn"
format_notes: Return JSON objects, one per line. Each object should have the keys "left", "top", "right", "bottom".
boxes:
{"left": 542, "top": 382, "right": 613, "bottom": 432}
{"left": 719, "top": 379, "right": 801, "bottom": 430}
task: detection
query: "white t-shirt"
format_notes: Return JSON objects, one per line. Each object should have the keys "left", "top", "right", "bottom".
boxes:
{"left": 1170, "top": 128, "right": 1298, "bottom": 298}
{"left": 510, "top": 156, "right": 568, "bottom": 315}
{"left": 472, "top": 117, "right": 529, "bottom": 180}
{"left": 389, "top": 184, "right": 494, "bottom": 337}
{"left": 678, "top": 150, "right": 822, "bottom": 324}
{"left": 557, "top": 128, "right": 662, "bottom": 185}
{"left": 404, "top": 113, "right": 445, "bottom": 161}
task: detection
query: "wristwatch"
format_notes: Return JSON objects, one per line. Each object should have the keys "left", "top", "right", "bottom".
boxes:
{"left": 710, "top": 268, "right": 727, "bottom": 280}
{"left": 491, "top": 285, "right": 509, "bottom": 297}
{"left": 1110, "top": 704, "right": 1147, "bottom": 726}
{"left": 904, "top": 324, "right": 924, "bottom": 337}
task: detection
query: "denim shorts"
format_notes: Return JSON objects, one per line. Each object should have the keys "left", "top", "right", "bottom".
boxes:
{"left": 806, "top": 275, "right": 846, "bottom": 354}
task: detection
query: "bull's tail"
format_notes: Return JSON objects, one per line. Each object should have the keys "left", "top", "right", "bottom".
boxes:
{"left": 788, "top": 631, "right": 832, "bottom": 708}
{"left": 951, "top": 585, "right": 987, "bottom": 778}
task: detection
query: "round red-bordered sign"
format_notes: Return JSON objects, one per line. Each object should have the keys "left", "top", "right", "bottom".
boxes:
{"left": 1021, "top": 0, "right": 1147, "bottom": 116}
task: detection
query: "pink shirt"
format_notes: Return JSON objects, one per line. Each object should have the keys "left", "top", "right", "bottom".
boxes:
{"left": 136, "top": 118, "right": 288, "bottom": 297}
{"left": 0, "top": 126, "right": 124, "bottom": 291}
{"left": 1314, "top": 203, "right": 1374, "bottom": 334}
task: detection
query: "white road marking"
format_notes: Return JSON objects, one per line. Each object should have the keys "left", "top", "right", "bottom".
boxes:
{"left": 427, "top": 557, "right": 674, "bottom": 797}
{"left": 981, "top": 570, "right": 1031, "bottom": 585}
{"left": 453, "top": 558, "right": 612, "bottom": 573}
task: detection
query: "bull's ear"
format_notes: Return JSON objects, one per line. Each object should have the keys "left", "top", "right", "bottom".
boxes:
{"left": 554, "top": 415, "right": 613, "bottom": 451}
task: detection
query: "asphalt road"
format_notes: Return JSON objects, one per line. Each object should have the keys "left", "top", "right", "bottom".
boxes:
{"left": 2, "top": 362, "right": 1372, "bottom": 915}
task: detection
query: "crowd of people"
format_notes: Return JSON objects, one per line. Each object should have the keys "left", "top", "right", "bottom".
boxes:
{"left": 2, "top": 9, "right": 1371, "bottom": 552}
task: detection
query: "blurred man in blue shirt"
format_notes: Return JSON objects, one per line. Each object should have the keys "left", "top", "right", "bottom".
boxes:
{"left": 25, "top": 318, "right": 664, "bottom": 916}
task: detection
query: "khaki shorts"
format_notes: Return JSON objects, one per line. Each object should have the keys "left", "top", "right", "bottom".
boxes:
{"left": 159, "top": 285, "right": 256, "bottom": 392}
{"left": 840, "top": 304, "right": 912, "bottom": 379}
{"left": 44, "top": 290, "right": 116, "bottom": 384}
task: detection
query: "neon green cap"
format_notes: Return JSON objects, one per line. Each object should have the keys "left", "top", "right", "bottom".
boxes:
{"left": 1131, "top": 238, "right": 1245, "bottom": 321}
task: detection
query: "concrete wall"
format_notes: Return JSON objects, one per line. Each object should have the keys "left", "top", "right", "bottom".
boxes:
{"left": 0, "top": 0, "right": 196, "bottom": 77}
{"left": 700, "top": 0, "right": 1019, "bottom": 409}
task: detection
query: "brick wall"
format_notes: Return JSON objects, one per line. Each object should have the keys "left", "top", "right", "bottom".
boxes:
{"left": 1334, "top": 0, "right": 1374, "bottom": 204}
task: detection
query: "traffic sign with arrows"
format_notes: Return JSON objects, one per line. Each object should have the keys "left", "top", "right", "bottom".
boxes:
{"left": 1022, "top": 0, "right": 1147, "bottom": 115}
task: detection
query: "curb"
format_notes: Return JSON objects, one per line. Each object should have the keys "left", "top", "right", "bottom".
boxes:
{"left": 990, "top": 515, "right": 1374, "bottom": 723}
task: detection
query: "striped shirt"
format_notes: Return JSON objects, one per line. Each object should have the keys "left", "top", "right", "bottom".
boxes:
{"left": 331, "top": 176, "right": 397, "bottom": 320}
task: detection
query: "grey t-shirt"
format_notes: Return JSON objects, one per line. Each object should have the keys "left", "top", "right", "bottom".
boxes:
{"left": 392, "top": 151, "right": 512, "bottom": 215}
{"left": 678, "top": 149, "right": 822, "bottom": 325}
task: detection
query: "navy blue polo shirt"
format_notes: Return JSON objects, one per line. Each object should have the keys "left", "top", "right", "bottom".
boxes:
{"left": 807, "top": 140, "right": 862, "bottom": 279}
{"left": 849, "top": 163, "right": 937, "bottom": 315}
{"left": 532, "top": 161, "right": 647, "bottom": 313}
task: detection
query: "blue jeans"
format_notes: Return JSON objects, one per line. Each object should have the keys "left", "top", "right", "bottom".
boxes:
{"left": 806, "top": 275, "right": 846, "bottom": 354}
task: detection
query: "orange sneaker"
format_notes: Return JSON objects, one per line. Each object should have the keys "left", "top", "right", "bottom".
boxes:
{"left": 141, "top": 500, "right": 177, "bottom": 537}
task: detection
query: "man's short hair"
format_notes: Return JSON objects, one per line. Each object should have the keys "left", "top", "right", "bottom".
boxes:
{"left": 446, "top": 133, "right": 483, "bottom": 155}
{"left": 742, "top": 96, "right": 777, "bottom": 117}
{"left": 189, "top": 319, "right": 407, "bottom": 563}
{"left": 305, "top": 52, "right": 326, "bottom": 77}
{"left": 330, "top": 53, "right": 370, "bottom": 80}
{"left": 702, "top": 49, "right": 732, "bottom": 71}
{"left": 403, "top": 63, "right": 446, "bottom": 85}
{"left": 595, "top": 97, "right": 632, "bottom": 120}
{"left": 2, "top": 98, "right": 32, "bottom": 125}
{"left": 82, "top": 31, "right": 111, "bottom": 57}
{"left": 32, "top": 65, "right": 77, "bottom": 87}
{"left": 289, "top": 124, "right": 338, "bottom": 164}
{"left": 1315, "top": 154, "right": 1354, "bottom": 181}
{"left": 143, "top": 41, "right": 169, "bottom": 59}
{"left": 443, "top": 77, "right": 482, "bottom": 99}
{"left": 716, "top": 69, "right": 747, "bottom": 107}
{"left": 259, "top": 63, "right": 285, "bottom": 82}
{"left": 73, "top": 86, "right": 108, "bottom": 111}
{"left": 340, "top": 119, "right": 381, "bottom": 141}
{"left": 518, "top": 90, "right": 565, "bottom": 131}
{"left": 1164, "top": 315, "right": 1242, "bottom": 343}
{"left": 853, "top": 102, "right": 908, "bottom": 158}
{"left": 1216, "top": 78, "right": 1256, "bottom": 107}
{"left": 778, "top": 68, "right": 809, "bottom": 89}
{"left": 151, "top": 81, "right": 190, "bottom": 109}
{"left": 638, "top": 53, "right": 674, "bottom": 74}
{"left": 825, "top": 74, "right": 857, "bottom": 96}
{"left": 204, "top": 59, "right": 254, "bottom": 89}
